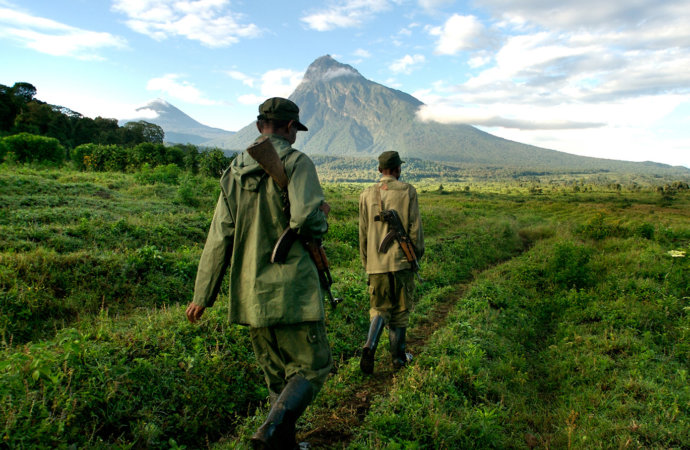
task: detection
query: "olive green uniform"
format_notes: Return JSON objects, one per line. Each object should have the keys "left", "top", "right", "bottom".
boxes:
{"left": 359, "top": 175, "right": 424, "bottom": 327}
{"left": 192, "top": 134, "right": 332, "bottom": 396}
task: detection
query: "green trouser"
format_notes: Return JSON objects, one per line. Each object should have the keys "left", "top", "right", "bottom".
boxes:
{"left": 250, "top": 321, "right": 333, "bottom": 399}
{"left": 368, "top": 269, "right": 415, "bottom": 328}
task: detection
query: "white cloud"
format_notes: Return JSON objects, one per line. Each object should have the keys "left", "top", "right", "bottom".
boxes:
{"left": 235, "top": 68, "right": 304, "bottom": 107}
{"left": 112, "top": 0, "right": 260, "bottom": 47}
{"left": 301, "top": 0, "right": 392, "bottom": 31}
{"left": 468, "top": 54, "right": 491, "bottom": 68}
{"left": 429, "top": 14, "right": 491, "bottom": 55}
{"left": 385, "top": 78, "right": 403, "bottom": 88}
{"left": 237, "top": 94, "right": 264, "bottom": 106}
{"left": 482, "top": 0, "right": 690, "bottom": 35}
{"left": 226, "top": 70, "right": 254, "bottom": 87}
{"left": 259, "top": 69, "right": 304, "bottom": 98}
{"left": 120, "top": 107, "right": 159, "bottom": 121}
{"left": 390, "top": 54, "right": 426, "bottom": 74}
{"left": 0, "top": 7, "right": 126, "bottom": 59}
{"left": 146, "top": 74, "right": 218, "bottom": 105}
{"left": 353, "top": 48, "right": 371, "bottom": 58}
{"left": 418, "top": 0, "right": 454, "bottom": 10}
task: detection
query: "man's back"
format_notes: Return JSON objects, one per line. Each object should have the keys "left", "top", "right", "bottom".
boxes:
{"left": 193, "top": 134, "right": 328, "bottom": 327}
{"left": 359, "top": 175, "right": 424, "bottom": 274}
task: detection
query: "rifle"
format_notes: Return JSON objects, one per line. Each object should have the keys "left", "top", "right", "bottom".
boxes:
{"left": 375, "top": 209, "right": 422, "bottom": 281}
{"left": 246, "top": 136, "right": 341, "bottom": 310}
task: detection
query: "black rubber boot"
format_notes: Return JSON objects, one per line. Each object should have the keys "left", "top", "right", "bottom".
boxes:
{"left": 360, "top": 315, "right": 385, "bottom": 374}
{"left": 389, "top": 327, "right": 412, "bottom": 369}
{"left": 251, "top": 375, "right": 314, "bottom": 450}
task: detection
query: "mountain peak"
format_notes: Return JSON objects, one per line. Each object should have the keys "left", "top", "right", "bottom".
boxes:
{"left": 137, "top": 98, "right": 174, "bottom": 112}
{"left": 302, "top": 55, "right": 362, "bottom": 83}
{"left": 149, "top": 98, "right": 171, "bottom": 107}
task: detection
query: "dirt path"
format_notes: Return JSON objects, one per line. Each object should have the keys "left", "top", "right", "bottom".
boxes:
{"left": 297, "top": 284, "right": 468, "bottom": 448}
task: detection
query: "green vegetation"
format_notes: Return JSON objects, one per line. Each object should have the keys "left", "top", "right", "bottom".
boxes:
{"left": 1, "top": 82, "right": 165, "bottom": 149}
{"left": 1, "top": 161, "right": 688, "bottom": 448}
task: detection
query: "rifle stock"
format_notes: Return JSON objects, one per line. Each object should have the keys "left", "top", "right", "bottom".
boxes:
{"left": 246, "top": 137, "right": 341, "bottom": 309}
{"left": 246, "top": 136, "right": 288, "bottom": 189}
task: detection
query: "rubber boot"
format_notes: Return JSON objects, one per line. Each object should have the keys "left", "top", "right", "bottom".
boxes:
{"left": 389, "top": 327, "right": 412, "bottom": 369}
{"left": 360, "top": 315, "right": 385, "bottom": 374}
{"left": 251, "top": 375, "right": 314, "bottom": 450}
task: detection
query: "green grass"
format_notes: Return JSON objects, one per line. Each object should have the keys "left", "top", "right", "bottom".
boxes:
{"left": 1, "top": 164, "right": 688, "bottom": 448}
{"left": 350, "top": 214, "right": 689, "bottom": 449}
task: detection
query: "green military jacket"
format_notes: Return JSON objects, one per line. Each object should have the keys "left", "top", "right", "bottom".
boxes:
{"left": 192, "top": 134, "right": 328, "bottom": 327}
{"left": 359, "top": 175, "right": 424, "bottom": 274}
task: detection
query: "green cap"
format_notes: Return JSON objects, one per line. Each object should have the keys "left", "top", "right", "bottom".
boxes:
{"left": 257, "top": 97, "right": 308, "bottom": 131}
{"left": 378, "top": 151, "right": 404, "bottom": 169}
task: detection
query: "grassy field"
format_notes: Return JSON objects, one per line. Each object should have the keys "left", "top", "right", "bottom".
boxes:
{"left": 1, "top": 164, "right": 688, "bottom": 448}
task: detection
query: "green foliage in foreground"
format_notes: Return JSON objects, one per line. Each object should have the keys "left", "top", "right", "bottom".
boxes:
{"left": 1, "top": 165, "right": 688, "bottom": 448}
{"left": 351, "top": 228, "right": 689, "bottom": 448}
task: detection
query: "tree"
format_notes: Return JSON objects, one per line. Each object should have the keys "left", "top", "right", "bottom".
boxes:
{"left": 11, "top": 82, "right": 37, "bottom": 104}
{"left": 130, "top": 142, "right": 167, "bottom": 167}
{"left": 13, "top": 102, "right": 54, "bottom": 135}
{"left": 0, "top": 84, "right": 18, "bottom": 132}
{"left": 121, "top": 121, "right": 164, "bottom": 145}
{"left": 199, "top": 149, "right": 233, "bottom": 178}
{"left": 170, "top": 143, "right": 200, "bottom": 173}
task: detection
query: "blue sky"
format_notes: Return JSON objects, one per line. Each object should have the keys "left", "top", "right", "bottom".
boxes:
{"left": 1, "top": 0, "right": 689, "bottom": 167}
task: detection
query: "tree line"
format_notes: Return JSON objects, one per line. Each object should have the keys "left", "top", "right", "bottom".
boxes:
{"left": 0, "top": 81, "right": 234, "bottom": 177}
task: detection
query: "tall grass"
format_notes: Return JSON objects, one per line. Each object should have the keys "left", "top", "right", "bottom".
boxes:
{"left": 1, "top": 165, "right": 688, "bottom": 448}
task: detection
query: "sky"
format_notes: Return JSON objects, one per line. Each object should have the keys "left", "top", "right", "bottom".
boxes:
{"left": 1, "top": 0, "right": 689, "bottom": 168}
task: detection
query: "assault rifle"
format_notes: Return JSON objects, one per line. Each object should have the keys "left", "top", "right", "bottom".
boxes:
{"left": 246, "top": 136, "right": 341, "bottom": 310}
{"left": 375, "top": 209, "right": 422, "bottom": 280}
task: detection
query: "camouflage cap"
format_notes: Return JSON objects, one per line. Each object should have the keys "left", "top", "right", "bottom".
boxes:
{"left": 378, "top": 151, "right": 404, "bottom": 169}
{"left": 257, "top": 97, "right": 308, "bottom": 131}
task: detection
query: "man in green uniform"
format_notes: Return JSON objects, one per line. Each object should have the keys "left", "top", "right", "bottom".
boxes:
{"left": 358, "top": 151, "right": 424, "bottom": 374}
{"left": 185, "top": 98, "right": 332, "bottom": 449}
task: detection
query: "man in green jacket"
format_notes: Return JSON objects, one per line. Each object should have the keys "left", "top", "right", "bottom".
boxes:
{"left": 358, "top": 151, "right": 424, "bottom": 374}
{"left": 185, "top": 98, "right": 332, "bottom": 449}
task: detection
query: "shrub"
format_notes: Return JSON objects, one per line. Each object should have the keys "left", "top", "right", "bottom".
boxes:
{"left": 131, "top": 142, "right": 168, "bottom": 167}
{"left": 2, "top": 132, "right": 65, "bottom": 164}
{"left": 176, "top": 174, "right": 200, "bottom": 206}
{"left": 72, "top": 143, "right": 129, "bottom": 171}
{"left": 635, "top": 222, "right": 655, "bottom": 240}
{"left": 199, "top": 149, "right": 233, "bottom": 178}
{"left": 577, "top": 212, "right": 625, "bottom": 240}
{"left": 135, "top": 163, "right": 181, "bottom": 185}
{"left": 547, "top": 240, "right": 594, "bottom": 290}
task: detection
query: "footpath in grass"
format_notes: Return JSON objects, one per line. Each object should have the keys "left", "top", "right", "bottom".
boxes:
{"left": 222, "top": 224, "right": 531, "bottom": 448}
{"left": 348, "top": 219, "right": 689, "bottom": 448}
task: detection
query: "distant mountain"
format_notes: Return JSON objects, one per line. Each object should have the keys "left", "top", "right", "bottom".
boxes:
{"left": 121, "top": 99, "right": 234, "bottom": 146}
{"left": 214, "top": 55, "right": 688, "bottom": 174}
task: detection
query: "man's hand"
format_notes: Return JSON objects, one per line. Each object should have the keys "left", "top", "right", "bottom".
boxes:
{"left": 319, "top": 201, "right": 331, "bottom": 218}
{"left": 186, "top": 303, "right": 205, "bottom": 323}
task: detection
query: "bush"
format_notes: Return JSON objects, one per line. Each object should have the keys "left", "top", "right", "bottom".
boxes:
{"left": 547, "top": 240, "right": 594, "bottom": 290}
{"left": 72, "top": 143, "right": 129, "bottom": 171}
{"left": 131, "top": 142, "right": 168, "bottom": 167}
{"left": 176, "top": 174, "right": 200, "bottom": 206}
{"left": 199, "top": 149, "right": 233, "bottom": 178}
{"left": 0, "top": 139, "right": 7, "bottom": 161}
{"left": 577, "top": 212, "right": 625, "bottom": 240}
{"left": 2, "top": 133, "right": 65, "bottom": 164}
{"left": 135, "top": 163, "right": 181, "bottom": 185}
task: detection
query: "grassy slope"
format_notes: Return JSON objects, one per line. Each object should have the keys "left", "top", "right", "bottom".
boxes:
{"left": 1, "top": 166, "right": 688, "bottom": 448}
